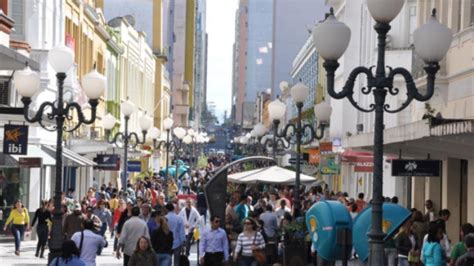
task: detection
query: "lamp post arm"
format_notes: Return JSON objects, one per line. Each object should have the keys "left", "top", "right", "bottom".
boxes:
{"left": 105, "top": 130, "right": 124, "bottom": 144}
{"left": 21, "top": 98, "right": 57, "bottom": 124}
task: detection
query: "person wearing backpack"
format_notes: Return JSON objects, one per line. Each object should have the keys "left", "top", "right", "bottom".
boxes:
{"left": 456, "top": 233, "right": 474, "bottom": 266}
{"left": 71, "top": 219, "right": 106, "bottom": 266}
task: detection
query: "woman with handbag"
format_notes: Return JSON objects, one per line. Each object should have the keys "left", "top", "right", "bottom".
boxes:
{"left": 396, "top": 219, "right": 420, "bottom": 266}
{"left": 233, "top": 218, "right": 266, "bottom": 266}
{"left": 3, "top": 199, "right": 31, "bottom": 256}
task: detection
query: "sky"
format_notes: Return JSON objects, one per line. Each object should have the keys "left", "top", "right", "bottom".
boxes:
{"left": 206, "top": 0, "right": 238, "bottom": 123}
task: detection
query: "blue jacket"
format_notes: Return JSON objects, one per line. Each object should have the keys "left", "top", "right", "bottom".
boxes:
{"left": 49, "top": 256, "right": 85, "bottom": 266}
{"left": 422, "top": 242, "right": 445, "bottom": 266}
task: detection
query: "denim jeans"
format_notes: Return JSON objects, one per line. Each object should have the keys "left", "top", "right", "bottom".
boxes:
{"left": 398, "top": 257, "right": 409, "bottom": 266}
{"left": 12, "top": 224, "right": 25, "bottom": 252}
{"left": 238, "top": 255, "right": 258, "bottom": 266}
{"left": 157, "top": 253, "right": 172, "bottom": 266}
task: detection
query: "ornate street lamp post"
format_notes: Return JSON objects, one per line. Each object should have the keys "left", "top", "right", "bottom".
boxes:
{"left": 267, "top": 83, "right": 332, "bottom": 215}
{"left": 103, "top": 100, "right": 152, "bottom": 190}
{"left": 312, "top": 2, "right": 452, "bottom": 264}
{"left": 149, "top": 117, "right": 181, "bottom": 199}
{"left": 14, "top": 46, "right": 106, "bottom": 262}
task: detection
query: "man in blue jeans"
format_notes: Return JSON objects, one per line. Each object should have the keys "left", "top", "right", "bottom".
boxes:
{"left": 165, "top": 203, "right": 186, "bottom": 266}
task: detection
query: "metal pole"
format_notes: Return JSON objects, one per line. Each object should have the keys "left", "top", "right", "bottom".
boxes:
{"left": 368, "top": 22, "right": 390, "bottom": 266}
{"left": 294, "top": 103, "right": 303, "bottom": 216}
{"left": 164, "top": 129, "right": 170, "bottom": 200}
{"left": 272, "top": 120, "right": 279, "bottom": 160}
{"left": 122, "top": 116, "right": 129, "bottom": 191}
{"left": 48, "top": 73, "right": 66, "bottom": 263}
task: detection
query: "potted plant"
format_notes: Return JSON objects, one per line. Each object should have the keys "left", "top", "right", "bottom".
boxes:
{"left": 281, "top": 217, "right": 309, "bottom": 266}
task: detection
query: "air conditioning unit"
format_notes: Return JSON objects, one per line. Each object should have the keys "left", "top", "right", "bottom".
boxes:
{"left": 90, "top": 130, "right": 100, "bottom": 140}
{"left": 356, "top": 123, "right": 364, "bottom": 133}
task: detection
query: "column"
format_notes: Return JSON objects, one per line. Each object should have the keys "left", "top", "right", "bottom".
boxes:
{"left": 467, "top": 159, "right": 474, "bottom": 224}
{"left": 412, "top": 177, "right": 425, "bottom": 212}
{"left": 441, "top": 158, "right": 461, "bottom": 242}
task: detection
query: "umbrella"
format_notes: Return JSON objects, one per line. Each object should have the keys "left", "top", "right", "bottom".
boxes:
{"left": 228, "top": 165, "right": 320, "bottom": 185}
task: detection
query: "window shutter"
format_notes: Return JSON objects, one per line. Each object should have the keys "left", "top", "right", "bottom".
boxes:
{"left": 0, "top": 79, "right": 10, "bottom": 105}
{"left": 11, "top": 0, "right": 25, "bottom": 41}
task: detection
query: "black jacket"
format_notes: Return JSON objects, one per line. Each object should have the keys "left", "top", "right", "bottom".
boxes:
{"left": 151, "top": 227, "right": 174, "bottom": 254}
{"left": 396, "top": 232, "right": 417, "bottom": 257}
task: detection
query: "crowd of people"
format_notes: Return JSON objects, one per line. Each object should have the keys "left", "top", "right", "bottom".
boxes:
{"left": 1, "top": 154, "right": 474, "bottom": 266}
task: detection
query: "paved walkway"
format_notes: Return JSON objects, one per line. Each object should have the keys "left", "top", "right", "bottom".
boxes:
{"left": 0, "top": 239, "right": 199, "bottom": 266}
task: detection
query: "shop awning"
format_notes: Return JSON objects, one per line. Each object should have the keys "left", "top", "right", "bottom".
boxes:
{"left": 43, "top": 145, "right": 96, "bottom": 167}
{"left": 0, "top": 44, "right": 40, "bottom": 71}
{"left": 9, "top": 145, "right": 56, "bottom": 166}
{"left": 344, "top": 119, "right": 474, "bottom": 159}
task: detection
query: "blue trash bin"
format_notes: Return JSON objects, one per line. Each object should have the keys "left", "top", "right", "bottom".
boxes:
{"left": 352, "top": 203, "right": 411, "bottom": 262}
{"left": 305, "top": 200, "right": 353, "bottom": 261}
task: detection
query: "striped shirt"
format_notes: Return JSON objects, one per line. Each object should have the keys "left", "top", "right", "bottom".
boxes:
{"left": 235, "top": 232, "right": 265, "bottom": 257}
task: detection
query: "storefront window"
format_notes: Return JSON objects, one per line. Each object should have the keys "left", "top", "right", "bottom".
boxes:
{"left": 0, "top": 167, "right": 29, "bottom": 208}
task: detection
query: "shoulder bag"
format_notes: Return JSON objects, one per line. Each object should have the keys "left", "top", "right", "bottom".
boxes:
{"left": 252, "top": 232, "right": 266, "bottom": 266}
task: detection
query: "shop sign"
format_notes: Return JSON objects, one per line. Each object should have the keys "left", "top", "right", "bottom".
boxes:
{"left": 94, "top": 154, "right": 120, "bottom": 171}
{"left": 320, "top": 153, "right": 340, "bottom": 175}
{"left": 354, "top": 157, "right": 374, "bottom": 173}
{"left": 391, "top": 159, "right": 441, "bottom": 177}
{"left": 308, "top": 148, "right": 320, "bottom": 165}
{"left": 18, "top": 157, "right": 42, "bottom": 168}
{"left": 127, "top": 160, "right": 142, "bottom": 172}
{"left": 319, "top": 142, "right": 333, "bottom": 153}
{"left": 3, "top": 124, "right": 29, "bottom": 155}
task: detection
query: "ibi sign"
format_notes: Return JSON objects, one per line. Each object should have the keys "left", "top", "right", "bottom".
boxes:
{"left": 3, "top": 124, "right": 29, "bottom": 155}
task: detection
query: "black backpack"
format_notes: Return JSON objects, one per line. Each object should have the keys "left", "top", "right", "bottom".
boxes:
{"left": 458, "top": 256, "right": 474, "bottom": 266}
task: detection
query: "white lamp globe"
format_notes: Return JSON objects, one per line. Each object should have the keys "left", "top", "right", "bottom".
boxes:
{"left": 82, "top": 69, "right": 106, "bottom": 99}
{"left": 187, "top": 128, "right": 195, "bottom": 136}
{"left": 250, "top": 130, "right": 257, "bottom": 138}
{"left": 121, "top": 100, "right": 136, "bottom": 117}
{"left": 279, "top": 81, "right": 289, "bottom": 92}
{"left": 234, "top": 137, "right": 240, "bottom": 143}
{"left": 291, "top": 82, "right": 310, "bottom": 103}
{"left": 102, "top": 113, "right": 116, "bottom": 130}
{"left": 14, "top": 66, "right": 41, "bottom": 97}
{"left": 367, "top": 0, "right": 404, "bottom": 23}
{"left": 254, "top": 123, "right": 267, "bottom": 137}
{"left": 183, "top": 135, "right": 193, "bottom": 144}
{"left": 173, "top": 127, "right": 187, "bottom": 139}
{"left": 149, "top": 127, "right": 161, "bottom": 139}
{"left": 312, "top": 9, "right": 351, "bottom": 60}
{"left": 314, "top": 101, "right": 333, "bottom": 123}
{"left": 413, "top": 10, "right": 453, "bottom": 63}
{"left": 48, "top": 46, "right": 75, "bottom": 73}
{"left": 163, "top": 117, "right": 174, "bottom": 130}
{"left": 139, "top": 115, "right": 152, "bottom": 131}
{"left": 240, "top": 136, "right": 249, "bottom": 144}
{"left": 268, "top": 99, "right": 287, "bottom": 121}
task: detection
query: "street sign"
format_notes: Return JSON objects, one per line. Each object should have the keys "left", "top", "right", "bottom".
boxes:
{"left": 289, "top": 156, "right": 309, "bottom": 165}
{"left": 391, "top": 159, "right": 441, "bottom": 177}
{"left": 18, "top": 157, "right": 42, "bottom": 168}
{"left": 94, "top": 154, "right": 120, "bottom": 171}
{"left": 127, "top": 160, "right": 142, "bottom": 172}
{"left": 3, "top": 124, "right": 29, "bottom": 155}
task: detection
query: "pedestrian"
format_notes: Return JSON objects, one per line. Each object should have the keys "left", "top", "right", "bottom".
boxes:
{"left": 396, "top": 219, "right": 419, "bottom": 266}
{"left": 139, "top": 203, "right": 152, "bottom": 223}
{"left": 127, "top": 236, "right": 158, "bottom": 266}
{"left": 165, "top": 202, "right": 186, "bottom": 266}
{"left": 31, "top": 199, "right": 51, "bottom": 258}
{"left": 450, "top": 223, "right": 473, "bottom": 265}
{"left": 455, "top": 233, "right": 474, "bottom": 266}
{"left": 259, "top": 205, "right": 278, "bottom": 240}
{"left": 421, "top": 222, "right": 446, "bottom": 266}
{"left": 117, "top": 206, "right": 150, "bottom": 266}
{"left": 424, "top": 200, "right": 437, "bottom": 222}
{"left": 71, "top": 219, "right": 106, "bottom": 266}
{"left": 49, "top": 239, "right": 86, "bottom": 266}
{"left": 85, "top": 206, "right": 102, "bottom": 233}
{"left": 3, "top": 199, "right": 30, "bottom": 256}
{"left": 64, "top": 204, "right": 86, "bottom": 239}
{"left": 94, "top": 200, "right": 112, "bottom": 237}
{"left": 275, "top": 199, "right": 290, "bottom": 224}
{"left": 233, "top": 218, "right": 265, "bottom": 266}
{"left": 151, "top": 216, "right": 174, "bottom": 266}
{"left": 235, "top": 195, "right": 250, "bottom": 223}
{"left": 179, "top": 198, "right": 200, "bottom": 256}
{"left": 199, "top": 215, "right": 229, "bottom": 266}
{"left": 356, "top": 193, "right": 367, "bottom": 212}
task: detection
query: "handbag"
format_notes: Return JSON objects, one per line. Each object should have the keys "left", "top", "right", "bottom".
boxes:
{"left": 179, "top": 248, "right": 190, "bottom": 266}
{"left": 252, "top": 232, "right": 266, "bottom": 266}
{"left": 408, "top": 250, "right": 420, "bottom": 263}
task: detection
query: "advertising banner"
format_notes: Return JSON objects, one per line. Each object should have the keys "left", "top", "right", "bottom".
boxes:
{"left": 3, "top": 124, "right": 28, "bottom": 155}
